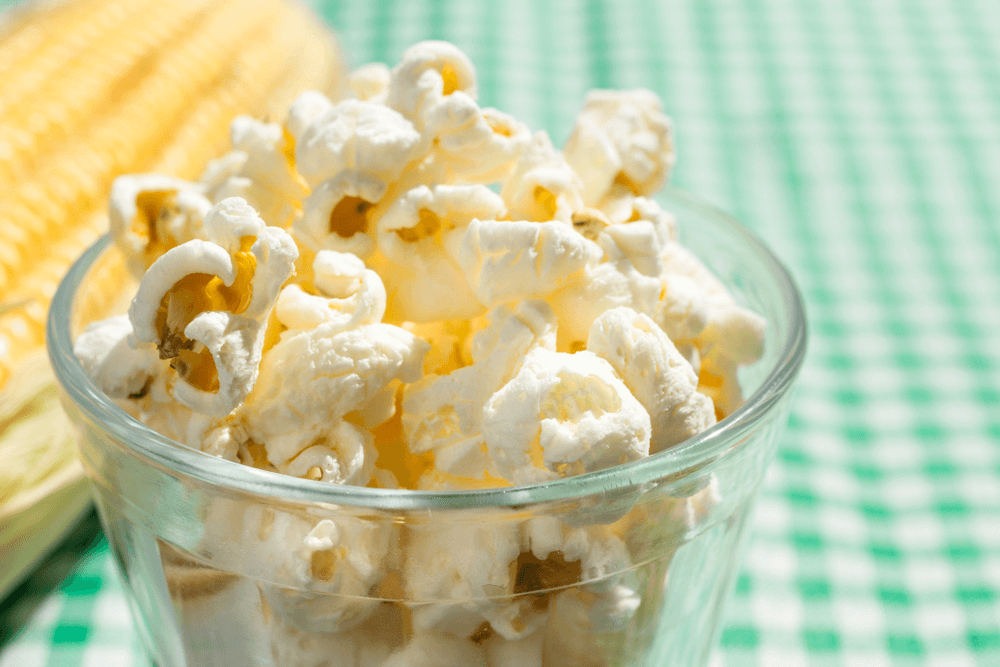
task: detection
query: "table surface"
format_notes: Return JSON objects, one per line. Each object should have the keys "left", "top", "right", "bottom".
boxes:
{"left": 3, "top": 0, "right": 1000, "bottom": 665}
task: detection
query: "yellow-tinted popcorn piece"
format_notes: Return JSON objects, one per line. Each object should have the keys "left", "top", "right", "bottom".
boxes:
{"left": 202, "top": 116, "right": 307, "bottom": 228}
{"left": 73, "top": 314, "right": 162, "bottom": 400}
{"left": 564, "top": 88, "right": 675, "bottom": 206}
{"left": 385, "top": 40, "right": 478, "bottom": 132}
{"left": 404, "top": 511, "right": 526, "bottom": 639}
{"left": 435, "top": 107, "right": 532, "bottom": 184}
{"left": 275, "top": 250, "right": 386, "bottom": 334}
{"left": 547, "top": 259, "right": 662, "bottom": 353}
{"left": 402, "top": 300, "right": 556, "bottom": 484}
{"left": 109, "top": 173, "right": 213, "bottom": 279}
{"left": 377, "top": 183, "right": 504, "bottom": 322}
{"left": 294, "top": 168, "right": 388, "bottom": 259}
{"left": 501, "top": 131, "right": 584, "bottom": 224}
{"left": 482, "top": 348, "right": 651, "bottom": 485}
{"left": 127, "top": 197, "right": 297, "bottom": 416}
{"left": 382, "top": 632, "right": 488, "bottom": 667}
{"left": 349, "top": 62, "right": 392, "bottom": 103}
{"left": 236, "top": 321, "right": 428, "bottom": 478}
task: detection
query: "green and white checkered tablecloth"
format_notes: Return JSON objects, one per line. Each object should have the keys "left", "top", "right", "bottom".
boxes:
{"left": 3, "top": 0, "right": 1000, "bottom": 664}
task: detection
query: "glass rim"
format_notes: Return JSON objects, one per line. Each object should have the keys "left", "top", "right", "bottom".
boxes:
{"left": 47, "top": 185, "right": 808, "bottom": 511}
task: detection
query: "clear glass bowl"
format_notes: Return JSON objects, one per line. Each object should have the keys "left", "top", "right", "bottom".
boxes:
{"left": 48, "top": 186, "right": 806, "bottom": 667}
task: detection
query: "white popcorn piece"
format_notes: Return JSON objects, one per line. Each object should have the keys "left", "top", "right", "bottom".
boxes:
{"left": 294, "top": 98, "right": 426, "bottom": 190}
{"left": 267, "top": 601, "right": 403, "bottom": 667}
{"left": 564, "top": 88, "right": 675, "bottom": 205}
{"left": 73, "top": 315, "right": 161, "bottom": 399}
{"left": 294, "top": 169, "right": 387, "bottom": 259}
{"left": 127, "top": 198, "right": 298, "bottom": 416}
{"left": 659, "top": 241, "right": 766, "bottom": 415}
{"left": 276, "top": 251, "right": 386, "bottom": 335}
{"left": 237, "top": 321, "right": 428, "bottom": 479}
{"left": 601, "top": 193, "right": 677, "bottom": 242}
{"left": 548, "top": 260, "right": 662, "bottom": 353}
{"left": 405, "top": 512, "right": 529, "bottom": 640}
{"left": 349, "top": 62, "right": 392, "bottom": 103}
{"left": 284, "top": 90, "right": 337, "bottom": 144}
{"left": 109, "top": 174, "right": 212, "bottom": 278}
{"left": 483, "top": 629, "right": 544, "bottom": 667}
{"left": 376, "top": 184, "right": 504, "bottom": 322}
{"left": 460, "top": 218, "right": 602, "bottom": 310}
{"left": 382, "top": 632, "right": 487, "bottom": 667}
{"left": 385, "top": 40, "right": 478, "bottom": 131}
{"left": 587, "top": 308, "right": 715, "bottom": 452}
{"left": 435, "top": 106, "right": 532, "bottom": 184}
{"left": 403, "top": 300, "right": 556, "bottom": 483}
{"left": 204, "top": 116, "right": 308, "bottom": 228}
{"left": 248, "top": 509, "right": 392, "bottom": 634}
{"left": 501, "top": 131, "right": 584, "bottom": 224}
{"left": 482, "top": 348, "right": 651, "bottom": 485}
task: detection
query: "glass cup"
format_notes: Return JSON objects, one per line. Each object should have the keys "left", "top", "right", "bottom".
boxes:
{"left": 48, "top": 186, "right": 806, "bottom": 667}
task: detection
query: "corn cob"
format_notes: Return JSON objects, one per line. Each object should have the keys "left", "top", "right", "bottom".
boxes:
{"left": 0, "top": 0, "right": 345, "bottom": 388}
{"left": 0, "top": 0, "right": 345, "bottom": 594}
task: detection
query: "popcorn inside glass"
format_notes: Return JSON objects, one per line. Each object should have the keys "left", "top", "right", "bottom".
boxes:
{"left": 47, "top": 41, "right": 806, "bottom": 667}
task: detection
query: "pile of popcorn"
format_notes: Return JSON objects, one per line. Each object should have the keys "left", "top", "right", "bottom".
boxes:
{"left": 74, "top": 41, "right": 765, "bottom": 664}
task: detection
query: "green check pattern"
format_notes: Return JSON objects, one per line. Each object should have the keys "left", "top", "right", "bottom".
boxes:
{"left": 3, "top": 0, "right": 1000, "bottom": 665}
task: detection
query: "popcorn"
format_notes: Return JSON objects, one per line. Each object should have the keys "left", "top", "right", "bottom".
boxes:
{"left": 402, "top": 300, "right": 556, "bottom": 484}
{"left": 548, "top": 259, "right": 662, "bottom": 353}
{"left": 236, "top": 321, "right": 428, "bottom": 481}
{"left": 482, "top": 348, "right": 651, "bottom": 485}
{"left": 294, "top": 169, "right": 387, "bottom": 259}
{"left": 460, "top": 218, "right": 603, "bottom": 309}
{"left": 285, "top": 90, "right": 336, "bottom": 143}
{"left": 76, "top": 40, "right": 771, "bottom": 665}
{"left": 203, "top": 116, "right": 308, "bottom": 228}
{"left": 501, "top": 131, "right": 584, "bottom": 224}
{"left": 587, "top": 307, "right": 715, "bottom": 452}
{"left": 382, "top": 632, "right": 487, "bottom": 667}
{"left": 243, "top": 508, "right": 392, "bottom": 634}
{"left": 349, "top": 62, "right": 391, "bottom": 103}
{"left": 275, "top": 250, "right": 386, "bottom": 335}
{"left": 386, "top": 40, "right": 477, "bottom": 132}
{"left": 127, "top": 198, "right": 297, "bottom": 416}
{"left": 109, "top": 173, "right": 212, "bottom": 278}
{"left": 376, "top": 183, "right": 505, "bottom": 322}
{"left": 435, "top": 106, "right": 532, "bottom": 184}
{"left": 659, "top": 242, "right": 766, "bottom": 414}
{"left": 294, "top": 98, "right": 425, "bottom": 189}
{"left": 73, "top": 315, "right": 160, "bottom": 399}
{"left": 564, "top": 88, "right": 675, "bottom": 205}
{"left": 404, "top": 511, "right": 526, "bottom": 639}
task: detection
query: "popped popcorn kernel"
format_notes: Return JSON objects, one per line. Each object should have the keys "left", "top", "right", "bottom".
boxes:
{"left": 564, "top": 88, "right": 675, "bottom": 205}
{"left": 377, "top": 183, "right": 504, "bottom": 322}
{"left": 109, "top": 174, "right": 212, "bottom": 278}
{"left": 588, "top": 307, "right": 715, "bottom": 452}
{"left": 483, "top": 348, "right": 651, "bottom": 485}
{"left": 127, "top": 198, "right": 297, "bottom": 415}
